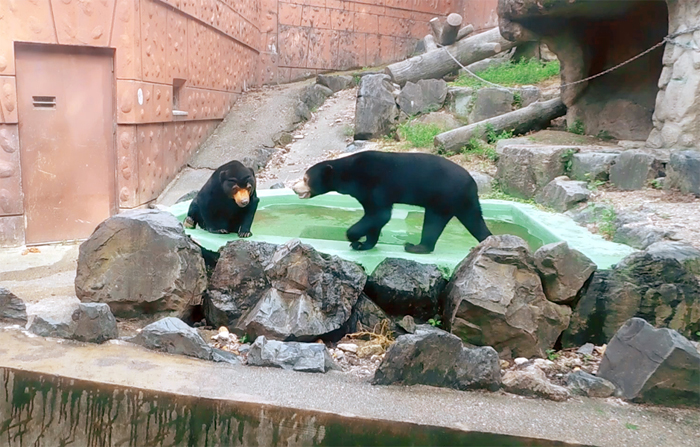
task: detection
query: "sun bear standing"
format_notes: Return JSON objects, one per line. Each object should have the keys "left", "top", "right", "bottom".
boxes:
{"left": 184, "top": 160, "right": 258, "bottom": 237}
{"left": 292, "top": 151, "right": 491, "bottom": 253}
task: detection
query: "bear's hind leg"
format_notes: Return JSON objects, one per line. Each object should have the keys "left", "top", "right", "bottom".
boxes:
{"left": 455, "top": 206, "right": 492, "bottom": 242}
{"left": 405, "top": 210, "right": 451, "bottom": 254}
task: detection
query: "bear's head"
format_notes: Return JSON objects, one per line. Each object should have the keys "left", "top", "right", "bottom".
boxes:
{"left": 220, "top": 167, "right": 255, "bottom": 207}
{"left": 293, "top": 163, "right": 334, "bottom": 199}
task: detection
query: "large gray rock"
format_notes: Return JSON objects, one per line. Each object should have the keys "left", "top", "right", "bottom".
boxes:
{"left": 354, "top": 74, "right": 399, "bottom": 140}
{"left": 665, "top": 149, "right": 700, "bottom": 196}
{"left": 469, "top": 87, "right": 514, "bottom": 123}
{"left": 373, "top": 327, "right": 501, "bottom": 391}
{"left": 496, "top": 145, "right": 578, "bottom": 199}
{"left": 444, "top": 235, "right": 571, "bottom": 359}
{"left": 535, "top": 176, "right": 590, "bottom": 212}
{"left": 300, "top": 83, "right": 333, "bottom": 111}
{"left": 247, "top": 336, "right": 337, "bottom": 373}
{"left": 502, "top": 364, "right": 570, "bottom": 401}
{"left": 204, "top": 240, "right": 278, "bottom": 329}
{"left": 566, "top": 370, "right": 616, "bottom": 398}
{"left": 26, "top": 299, "right": 118, "bottom": 343}
{"left": 75, "top": 210, "right": 207, "bottom": 318}
{"left": 364, "top": 258, "right": 446, "bottom": 321}
{"left": 132, "top": 317, "right": 212, "bottom": 360}
{"left": 518, "top": 86, "right": 541, "bottom": 107}
{"left": 414, "top": 111, "right": 462, "bottom": 131}
{"left": 609, "top": 150, "right": 664, "bottom": 190}
{"left": 316, "top": 74, "right": 354, "bottom": 93}
{"left": 613, "top": 222, "right": 672, "bottom": 250}
{"left": 344, "top": 294, "right": 394, "bottom": 334}
{"left": 239, "top": 239, "right": 366, "bottom": 341}
{"left": 396, "top": 79, "right": 447, "bottom": 116}
{"left": 570, "top": 152, "right": 619, "bottom": 182}
{"left": 0, "top": 287, "right": 27, "bottom": 323}
{"left": 446, "top": 87, "right": 475, "bottom": 120}
{"left": 562, "top": 242, "right": 700, "bottom": 347}
{"left": 534, "top": 241, "right": 597, "bottom": 304}
{"left": 598, "top": 318, "right": 700, "bottom": 406}
{"left": 471, "top": 172, "right": 495, "bottom": 195}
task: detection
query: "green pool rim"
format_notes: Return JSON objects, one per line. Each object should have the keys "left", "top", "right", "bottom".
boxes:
{"left": 168, "top": 188, "right": 635, "bottom": 275}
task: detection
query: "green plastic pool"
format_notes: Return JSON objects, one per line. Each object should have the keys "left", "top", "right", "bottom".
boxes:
{"left": 169, "top": 189, "right": 635, "bottom": 275}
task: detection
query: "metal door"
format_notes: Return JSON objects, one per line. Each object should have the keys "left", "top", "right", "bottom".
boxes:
{"left": 16, "top": 45, "right": 115, "bottom": 244}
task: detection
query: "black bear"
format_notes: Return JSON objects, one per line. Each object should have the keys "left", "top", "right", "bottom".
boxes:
{"left": 184, "top": 160, "right": 258, "bottom": 237}
{"left": 292, "top": 151, "right": 491, "bottom": 253}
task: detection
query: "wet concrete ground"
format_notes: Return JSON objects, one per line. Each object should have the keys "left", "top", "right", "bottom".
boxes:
{"left": 1, "top": 329, "right": 698, "bottom": 446}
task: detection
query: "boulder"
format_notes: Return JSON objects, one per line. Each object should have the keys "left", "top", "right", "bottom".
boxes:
{"left": 446, "top": 87, "right": 475, "bottom": 120}
{"left": 598, "top": 318, "right": 700, "bottom": 406}
{"left": 562, "top": 242, "right": 700, "bottom": 347}
{"left": 396, "top": 79, "right": 447, "bottom": 116}
{"left": 414, "top": 111, "right": 462, "bottom": 131}
{"left": 344, "top": 294, "right": 394, "bottom": 334}
{"left": 566, "top": 370, "right": 616, "bottom": 398}
{"left": 26, "top": 298, "right": 118, "bottom": 343}
{"left": 75, "top": 210, "right": 207, "bottom": 318}
{"left": 294, "top": 101, "right": 311, "bottom": 121}
{"left": 132, "top": 317, "right": 212, "bottom": 360}
{"left": 533, "top": 241, "right": 597, "bottom": 304}
{"left": 613, "top": 222, "right": 671, "bottom": 250}
{"left": 518, "top": 86, "right": 541, "bottom": 108}
{"left": 471, "top": 172, "right": 495, "bottom": 195}
{"left": 566, "top": 202, "right": 614, "bottom": 226}
{"left": 502, "top": 364, "right": 570, "bottom": 401}
{"left": 301, "top": 83, "right": 333, "bottom": 111}
{"left": 316, "top": 74, "right": 354, "bottom": 93}
{"left": 665, "top": 149, "right": 700, "bottom": 196}
{"left": 0, "top": 287, "right": 27, "bottom": 323}
{"left": 247, "top": 336, "right": 337, "bottom": 373}
{"left": 609, "top": 150, "right": 664, "bottom": 190}
{"left": 496, "top": 145, "right": 577, "bottom": 199}
{"left": 239, "top": 239, "right": 366, "bottom": 341}
{"left": 372, "top": 327, "right": 501, "bottom": 391}
{"left": 444, "top": 235, "right": 571, "bottom": 359}
{"left": 535, "top": 176, "right": 590, "bottom": 212}
{"left": 569, "top": 152, "right": 619, "bottom": 182}
{"left": 495, "top": 137, "right": 531, "bottom": 155}
{"left": 469, "top": 87, "right": 514, "bottom": 123}
{"left": 364, "top": 258, "right": 447, "bottom": 321}
{"left": 211, "top": 348, "right": 242, "bottom": 365}
{"left": 354, "top": 74, "right": 399, "bottom": 140}
{"left": 204, "top": 240, "right": 278, "bottom": 330}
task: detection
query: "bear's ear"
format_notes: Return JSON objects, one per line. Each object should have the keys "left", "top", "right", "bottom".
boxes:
{"left": 219, "top": 170, "right": 236, "bottom": 184}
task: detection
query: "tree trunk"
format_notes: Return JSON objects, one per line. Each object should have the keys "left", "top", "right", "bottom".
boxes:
{"left": 434, "top": 98, "right": 566, "bottom": 153}
{"left": 424, "top": 34, "right": 438, "bottom": 52}
{"left": 456, "top": 25, "right": 474, "bottom": 41}
{"left": 385, "top": 27, "right": 516, "bottom": 86}
{"left": 439, "top": 13, "right": 463, "bottom": 45}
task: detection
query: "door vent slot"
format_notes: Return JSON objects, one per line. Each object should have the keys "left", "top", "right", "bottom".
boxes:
{"left": 32, "top": 96, "right": 56, "bottom": 109}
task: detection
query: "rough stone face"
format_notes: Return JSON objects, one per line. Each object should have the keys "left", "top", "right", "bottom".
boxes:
{"left": 613, "top": 222, "right": 671, "bottom": 250}
{"left": 502, "top": 364, "right": 570, "bottom": 401}
{"left": 471, "top": 172, "right": 495, "bottom": 195}
{"left": 316, "top": 74, "right": 354, "bottom": 93}
{"left": 446, "top": 87, "right": 474, "bottom": 120}
{"left": 75, "top": 210, "right": 207, "bottom": 319}
{"left": 534, "top": 241, "right": 597, "bottom": 304}
{"left": 496, "top": 145, "right": 577, "bottom": 199}
{"left": 609, "top": 150, "right": 665, "bottom": 191}
{"left": 132, "top": 317, "right": 212, "bottom": 361}
{"left": 444, "top": 235, "right": 571, "bottom": 359}
{"left": 563, "top": 242, "right": 700, "bottom": 347}
{"left": 354, "top": 74, "right": 399, "bottom": 140}
{"left": 372, "top": 327, "right": 501, "bottom": 391}
{"left": 301, "top": 83, "right": 333, "bottom": 111}
{"left": 344, "top": 294, "right": 393, "bottom": 334}
{"left": 598, "top": 318, "right": 700, "bottom": 406}
{"left": 364, "top": 258, "right": 447, "bottom": 321}
{"left": 414, "top": 111, "right": 462, "bottom": 131}
{"left": 204, "top": 240, "right": 278, "bottom": 329}
{"left": 0, "top": 287, "right": 27, "bottom": 323}
{"left": 469, "top": 87, "right": 514, "bottom": 123}
{"left": 397, "top": 79, "right": 447, "bottom": 116}
{"left": 566, "top": 370, "right": 616, "bottom": 398}
{"left": 665, "top": 150, "right": 700, "bottom": 196}
{"left": 569, "top": 152, "right": 619, "bottom": 182}
{"left": 247, "top": 336, "right": 337, "bottom": 373}
{"left": 518, "top": 86, "right": 540, "bottom": 107}
{"left": 535, "top": 176, "right": 590, "bottom": 212}
{"left": 72, "top": 303, "right": 119, "bottom": 344}
{"left": 239, "top": 239, "right": 366, "bottom": 341}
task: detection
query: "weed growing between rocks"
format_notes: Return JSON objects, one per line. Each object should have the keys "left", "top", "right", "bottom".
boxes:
{"left": 568, "top": 119, "right": 585, "bottom": 135}
{"left": 397, "top": 121, "right": 444, "bottom": 148}
{"left": 451, "top": 58, "right": 561, "bottom": 88}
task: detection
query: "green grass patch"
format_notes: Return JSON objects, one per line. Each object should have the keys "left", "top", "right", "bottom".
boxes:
{"left": 462, "top": 137, "right": 498, "bottom": 162}
{"left": 451, "top": 58, "right": 560, "bottom": 88}
{"left": 568, "top": 119, "right": 585, "bottom": 135}
{"left": 397, "top": 121, "right": 444, "bottom": 148}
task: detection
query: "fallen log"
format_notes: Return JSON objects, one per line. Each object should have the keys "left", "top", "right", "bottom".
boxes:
{"left": 385, "top": 27, "right": 516, "bottom": 85}
{"left": 456, "top": 24, "right": 475, "bottom": 41}
{"left": 429, "top": 13, "right": 463, "bottom": 46}
{"left": 434, "top": 98, "right": 566, "bottom": 153}
{"left": 423, "top": 34, "right": 438, "bottom": 52}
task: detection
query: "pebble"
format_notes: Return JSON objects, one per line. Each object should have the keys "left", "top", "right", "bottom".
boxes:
{"left": 514, "top": 357, "right": 529, "bottom": 366}
{"left": 337, "top": 343, "right": 358, "bottom": 353}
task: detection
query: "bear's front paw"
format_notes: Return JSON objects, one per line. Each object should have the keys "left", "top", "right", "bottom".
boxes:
{"left": 350, "top": 241, "right": 376, "bottom": 251}
{"left": 183, "top": 217, "right": 196, "bottom": 229}
{"left": 238, "top": 230, "right": 252, "bottom": 238}
{"left": 404, "top": 243, "right": 432, "bottom": 254}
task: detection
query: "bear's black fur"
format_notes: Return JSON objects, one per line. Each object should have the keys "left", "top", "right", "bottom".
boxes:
{"left": 184, "top": 160, "right": 259, "bottom": 237}
{"left": 292, "top": 151, "right": 491, "bottom": 253}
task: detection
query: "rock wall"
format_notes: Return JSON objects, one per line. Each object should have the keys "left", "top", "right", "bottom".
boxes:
{"left": 499, "top": 0, "right": 700, "bottom": 148}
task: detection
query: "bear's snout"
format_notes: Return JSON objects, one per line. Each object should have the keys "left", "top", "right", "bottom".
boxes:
{"left": 292, "top": 179, "right": 311, "bottom": 199}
